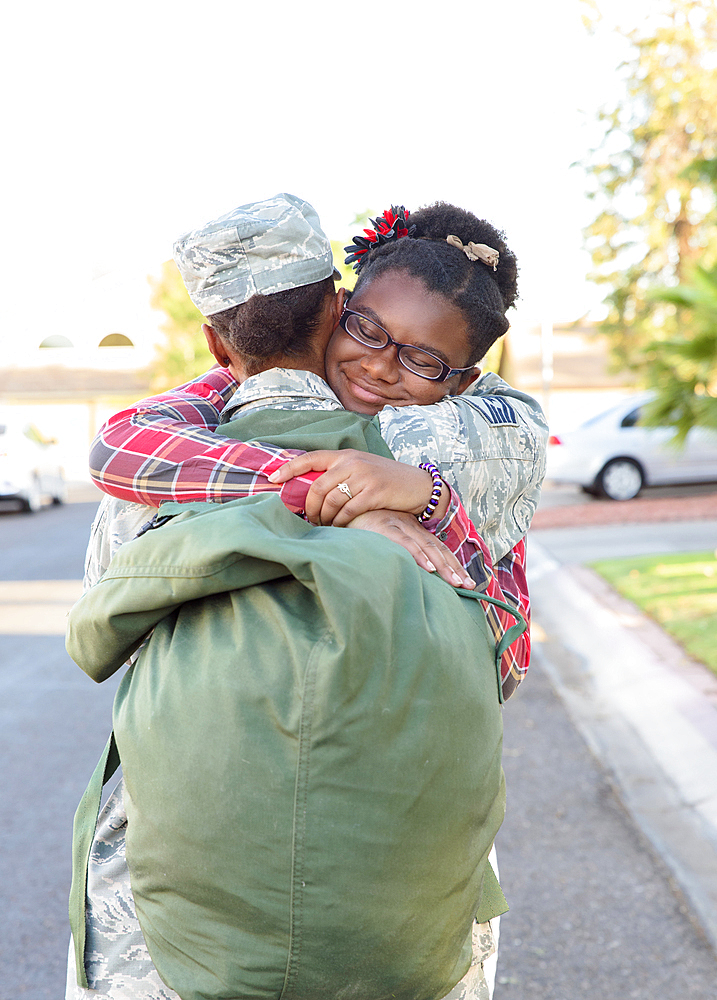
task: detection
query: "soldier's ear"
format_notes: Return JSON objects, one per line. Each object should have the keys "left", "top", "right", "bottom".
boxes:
{"left": 203, "top": 324, "right": 231, "bottom": 367}
{"left": 453, "top": 367, "right": 481, "bottom": 395}
{"left": 330, "top": 287, "right": 348, "bottom": 329}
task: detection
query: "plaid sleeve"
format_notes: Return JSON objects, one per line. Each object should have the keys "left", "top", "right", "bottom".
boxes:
{"left": 89, "top": 367, "right": 321, "bottom": 510}
{"left": 424, "top": 486, "right": 530, "bottom": 701}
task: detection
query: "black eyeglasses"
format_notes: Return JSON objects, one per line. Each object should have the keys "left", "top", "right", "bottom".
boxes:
{"left": 339, "top": 308, "right": 474, "bottom": 382}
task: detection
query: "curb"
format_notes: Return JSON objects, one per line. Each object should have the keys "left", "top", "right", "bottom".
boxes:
{"left": 527, "top": 539, "right": 717, "bottom": 954}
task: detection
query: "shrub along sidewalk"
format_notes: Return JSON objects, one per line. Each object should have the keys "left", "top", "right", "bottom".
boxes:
{"left": 590, "top": 550, "right": 717, "bottom": 675}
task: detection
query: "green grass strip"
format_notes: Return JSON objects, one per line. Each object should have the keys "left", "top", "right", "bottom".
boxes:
{"left": 590, "top": 550, "right": 717, "bottom": 676}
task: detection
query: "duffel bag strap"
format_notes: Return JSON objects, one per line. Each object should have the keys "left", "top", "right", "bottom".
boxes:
{"left": 456, "top": 588, "right": 528, "bottom": 705}
{"left": 69, "top": 732, "right": 121, "bottom": 988}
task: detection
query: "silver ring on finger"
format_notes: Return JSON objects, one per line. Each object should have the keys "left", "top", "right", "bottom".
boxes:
{"left": 336, "top": 481, "right": 353, "bottom": 500}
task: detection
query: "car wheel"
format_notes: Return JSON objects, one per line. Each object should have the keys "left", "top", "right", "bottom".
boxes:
{"left": 596, "top": 459, "right": 644, "bottom": 501}
{"left": 21, "top": 476, "right": 43, "bottom": 513}
{"left": 52, "top": 475, "right": 67, "bottom": 504}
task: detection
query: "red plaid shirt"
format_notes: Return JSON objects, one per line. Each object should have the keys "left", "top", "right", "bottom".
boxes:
{"left": 90, "top": 367, "right": 530, "bottom": 699}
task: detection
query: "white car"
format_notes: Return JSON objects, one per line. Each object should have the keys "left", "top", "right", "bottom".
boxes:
{"left": 0, "top": 419, "right": 67, "bottom": 512}
{"left": 546, "top": 393, "right": 717, "bottom": 501}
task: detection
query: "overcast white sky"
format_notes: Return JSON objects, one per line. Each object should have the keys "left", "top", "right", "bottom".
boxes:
{"left": 1, "top": 0, "right": 650, "bottom": 347}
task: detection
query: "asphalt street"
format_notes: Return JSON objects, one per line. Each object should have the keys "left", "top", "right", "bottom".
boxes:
{"left": 498, "top": 514, "right": 717, "bottom": 998}
{"left": 497, "top": 655, "right": 717, "bottom": 998}
{"left": 1, "top": 495, "right": 716, "bottom": 998}
{"left": 0, "top": 499, "right": 120, "bottom": 999}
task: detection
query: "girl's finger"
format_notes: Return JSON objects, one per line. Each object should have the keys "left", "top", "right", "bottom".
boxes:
{"left": 317, "top": 483, "right": 364, "bottom": 526}
{"left": 304, "top": 472, "right": 349, "bottom": 523}
{"left": 268, "top": 451, "right": 336, "bottom": 484}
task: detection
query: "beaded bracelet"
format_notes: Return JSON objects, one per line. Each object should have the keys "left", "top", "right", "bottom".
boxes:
{"left": 417, "top": 462, "right": 444, "bottom": 522}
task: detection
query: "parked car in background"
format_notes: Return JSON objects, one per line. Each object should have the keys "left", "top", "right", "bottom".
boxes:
{"left": 546, "top": 393, "right": 717, "bottom": 500}
{"left": 0, "top": 418, "right": 67, "bottom": 512}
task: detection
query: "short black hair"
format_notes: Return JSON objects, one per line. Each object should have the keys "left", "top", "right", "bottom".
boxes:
{"left": 207, "top": 276, "right": 335, "bottom": 376}
{"left": 352, "top": 202, "right": 518, "bottom": 363}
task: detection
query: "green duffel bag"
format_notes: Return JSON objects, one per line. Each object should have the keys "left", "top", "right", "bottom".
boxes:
{"left": 68, "top": 411, "right": 523, "bottom": 1000}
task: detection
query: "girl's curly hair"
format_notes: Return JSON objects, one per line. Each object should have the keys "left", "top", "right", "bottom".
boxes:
{"left": 352, "top": 202, "right": 518, "bottom": 363}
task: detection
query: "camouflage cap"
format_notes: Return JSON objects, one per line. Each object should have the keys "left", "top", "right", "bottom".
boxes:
{"left": 173, "top": 193, "right": 336, "bottom": 317}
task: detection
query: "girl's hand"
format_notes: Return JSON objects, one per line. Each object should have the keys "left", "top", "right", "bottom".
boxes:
{"left": 345, "top": 509, "right": 476, "bottom": 589}
{"left": 267, "top": 449, "right": 448, "bottom": 526}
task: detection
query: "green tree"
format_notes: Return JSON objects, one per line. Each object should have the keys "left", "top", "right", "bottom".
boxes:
{"left": 148, "top": 260, "right": 213, "bottom": 391}
{"left": 645, "top": 258, "right": 717, "bottom": 440}
{"left": 332, "top": 208, "right": 375, "bottom": 292}
{"left": 583, "top": 0, "right": 717, "bottom": 373}
{"left": 331, "top": 239, "right": 357, "bottom": 291}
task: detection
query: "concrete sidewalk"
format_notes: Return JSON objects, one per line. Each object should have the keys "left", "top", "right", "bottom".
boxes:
{"left": 527, "top": 518, "right": 717, "bottom": 953}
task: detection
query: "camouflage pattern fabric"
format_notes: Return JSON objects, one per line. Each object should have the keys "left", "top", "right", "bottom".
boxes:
{"left": 442, "top": 923, "right": 496, "bottom": 1000}
{"left": 377, "top": 371, "right": 548, "bottom": 563}
{"left": 84, "top": 501, "right": 155, "bottom": 590}
{"left": 173, "top": 193, "right": 336, "bottom": 316}
{"left": 65, "top": 782, "right": 180, "bottom": 1000}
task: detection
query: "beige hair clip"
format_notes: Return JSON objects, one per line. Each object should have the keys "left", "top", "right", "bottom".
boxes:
{"left": 446, "top": 234, "right": 499, "bottom": 270}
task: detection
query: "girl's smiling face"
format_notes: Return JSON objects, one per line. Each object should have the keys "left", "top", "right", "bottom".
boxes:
{"left": 324, "top": 271, "right": 479, "bottom": 416}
